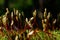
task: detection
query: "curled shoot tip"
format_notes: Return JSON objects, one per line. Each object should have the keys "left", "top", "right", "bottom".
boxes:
{"left": 33, "top": 10, "right": 36, "bottom": 17}
{"left": 5, "top": 8, "right": 9, "bottom": 15}
{"left": 45, "top": 8, "right": 47, "bottom": 12}
{"left": 44, "top": 8, "right": 47, "bottom": 18}
{"left": 53, "top": 19, "right": 56, "bottom": 24}
{"left": 19, "top": 13, "right": 21, "bottom": 17}
{"left": 26, "top": 18, "right": 28, "bottom": 22}
{"left": 6, "top": 8, "right": 8, "bottom": 11}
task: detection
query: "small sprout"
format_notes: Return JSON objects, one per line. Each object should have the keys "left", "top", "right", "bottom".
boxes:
{"left": 29, "top": 17, "right": 34, "bottom": 22}
{"left": 26, "top": 18, "right": 32, "bottom": 28}
{"left": 6, "top": 8, "right": 9, "bottom": 12}
{"left": 42, "top": 19, "right": 47, "bottom": 31}
{"left": 16, "top": 16, "right": 18, "bottom": 21}
{"left": 44, "top": 19, "right": 47, "bottom": 23}
{"left": 11, "top": 12, "right": 13, "bottom": 18}
{"left": 33, "top": 10, "right": 36, "bottom": 17}
{"left": 43, "top": 23, "right": 47, "bottom": 31}
{"left": 30, "top": 17, "right": 34, "bottom": 21}
{"left": 16, "top": 10, "right": 19, "bottom": 15}
{"left": 19, "top": 13, "right": 21, "bottom": 18}
{"left": 27, "top": 30, "right": 34, "bottom": 38}
{"left": 53, "top": 19, "right": 56, "bottom": 24}
{"left": 15, "top": 10, "right": 19, "bottom": 21}
{"left": 44, "top": 8, "right": 47, "bottom": 18}
{"left": 47, "top": 12, "right": 50, "bottom": 19}
{"left": 28, "top": 30, "right": 34, "bottom": 35}
{"left": 15, "top": 35, "right": 18, "bottom": 40}
{"left": 22, "top": 11, "right": 24, "bottom": 17}
{"left": 11, "top": 20, "right": 14, "bottom": 26}
{"left": 19, "top": 13, "right": 21, "bottom": 17}
{"left": 2, "top": 15, "right": 6, "bottom": 25}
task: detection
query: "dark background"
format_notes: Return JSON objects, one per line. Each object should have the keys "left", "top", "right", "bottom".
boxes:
{"left": 0, "top": 0, "right": 60, "bottom": 18}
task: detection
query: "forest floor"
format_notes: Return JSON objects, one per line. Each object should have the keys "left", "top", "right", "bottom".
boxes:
{"left": 0, "top": 29, "right": 60, "bottom": 40}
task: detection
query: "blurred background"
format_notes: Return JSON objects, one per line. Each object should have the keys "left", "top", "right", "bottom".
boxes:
{"left": 0, "top": 0, "right": 34, "bottom": 16}
{"left": 0, "top": 0, "right": 60, "bottom": 18}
